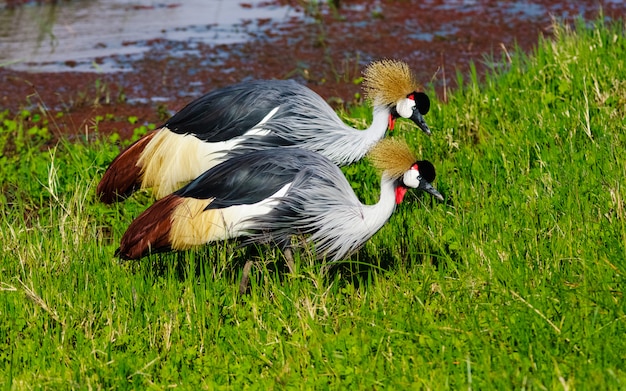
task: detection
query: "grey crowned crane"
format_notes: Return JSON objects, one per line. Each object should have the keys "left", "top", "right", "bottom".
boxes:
{"left": 117, "top": 139, "right": 443, "bottom": 275}
{"left": 97, "top": 60, "right": 431, "bottom": 203}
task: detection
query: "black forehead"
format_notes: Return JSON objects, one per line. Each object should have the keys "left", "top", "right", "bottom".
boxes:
{"left": 415, "top": 160, "right": 436, "bottom": 182}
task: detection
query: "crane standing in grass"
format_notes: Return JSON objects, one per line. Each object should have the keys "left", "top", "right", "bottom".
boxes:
{"left": 117, "top": 138, "right": 443, "bottom": 291}
{"left": 97, "top": 60, "right": 432, "bottom": 203}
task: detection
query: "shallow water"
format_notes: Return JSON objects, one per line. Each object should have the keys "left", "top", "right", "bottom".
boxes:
{"left": 1, "top": 0, "right": 624, "bottom": 128}
{"left": 0, "top": 0, "right": 299, "bottom": 72}
{"left": 2, "top": 0, "right": 622, "bottom": 75}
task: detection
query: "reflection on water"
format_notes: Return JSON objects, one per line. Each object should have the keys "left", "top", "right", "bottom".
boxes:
{"left": 0, "top": 0, "right": 621, "bottom": 75}
{"left": 0, "top": 0, "right": 297, "bottom": 72}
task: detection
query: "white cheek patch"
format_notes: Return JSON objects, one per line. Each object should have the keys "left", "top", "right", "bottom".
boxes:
{"left": 396, "top": 98, "right": 416, "bottom": 119}
{"left": 403, "top": 169, "right": 421, "bottom": 188}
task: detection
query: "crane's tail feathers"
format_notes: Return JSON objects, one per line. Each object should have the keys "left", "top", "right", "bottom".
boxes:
{"left": 118, "top": 194, "right": 183, "bottom": 260}
{"left": 97, "top": 130, "right": 157, "bottom": 203}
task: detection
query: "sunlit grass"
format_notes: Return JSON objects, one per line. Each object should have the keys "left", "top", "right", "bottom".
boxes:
{"left": 1, "top": 18, "right": 625, "bottom": 389}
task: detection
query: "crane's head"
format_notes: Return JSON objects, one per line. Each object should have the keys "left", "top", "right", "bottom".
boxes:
{"left": 368, "top": 138, "right": 443, "bottom": 204}
{"left": 362, "top": 59, "right": 431, "bottom": 135}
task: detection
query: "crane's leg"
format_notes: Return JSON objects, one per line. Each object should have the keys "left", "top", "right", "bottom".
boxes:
{"left": 283, "top": 247, "right": 295, "bottom": 274}
{"left": 239, "top": 260, "right": 253, "bottom": 295}
{"left": 238, "top": 241, "right": 296, "bottom": 295}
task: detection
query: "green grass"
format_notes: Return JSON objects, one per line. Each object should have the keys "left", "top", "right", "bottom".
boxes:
{"left": 1, "top": 18, "right": 625, "bottom": 389}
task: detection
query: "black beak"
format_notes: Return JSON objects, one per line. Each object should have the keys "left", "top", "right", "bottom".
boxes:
{"left": 411, "top": 110, "right": 431, "bottom": 136}
{"left": 419, "top": 180, "right": 443, "bottom": 201}
{"left": 411, "top": 91, "right": 431, "bottom": 136}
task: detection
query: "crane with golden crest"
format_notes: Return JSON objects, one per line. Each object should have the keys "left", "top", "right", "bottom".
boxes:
{"left": 116, "top": 138, "right": 443, "bottom": 291}
{"left": 97, "top": 60, "right": 431, "bottom": 203}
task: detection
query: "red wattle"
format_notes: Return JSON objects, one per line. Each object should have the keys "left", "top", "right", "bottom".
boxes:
{"left": 388, "top": 114, "right": 395, "bottom": 131}
{"left": 395, "top": 186, "right": 408, "bottom": 204}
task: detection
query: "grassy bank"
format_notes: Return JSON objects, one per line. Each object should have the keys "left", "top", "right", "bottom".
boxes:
{"left": 1, "top": 18, "right": 625, "bottom": 389}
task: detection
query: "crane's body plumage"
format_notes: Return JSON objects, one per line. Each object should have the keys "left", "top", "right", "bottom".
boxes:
{"left": 117, "top": 141, "right": 442, "bottom": 262}
{"left": 97, "top": 60, "right": 431, "bottom": 203}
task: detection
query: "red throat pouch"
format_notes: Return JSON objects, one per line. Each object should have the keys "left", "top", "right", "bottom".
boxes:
{"left": 388, "top": 114, "right": 396, "bottom": 131}
{"left": 395, "top": 186, "right": 407, "bottom": 204}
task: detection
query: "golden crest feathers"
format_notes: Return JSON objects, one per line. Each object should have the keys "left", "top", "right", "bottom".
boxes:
{"left": 367, "top": 138, "right": 417, "bottom": 179}
{"left": 362, "top": 59, "right": 420, "bottom": 106}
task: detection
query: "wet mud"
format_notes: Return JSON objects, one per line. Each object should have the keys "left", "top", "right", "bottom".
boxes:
{"left": 0, "top": 0, "right": 623, "bottom": 139}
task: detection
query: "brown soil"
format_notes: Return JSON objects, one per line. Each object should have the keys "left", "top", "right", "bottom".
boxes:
{"left": 1, "top": 0, "right": 623, "bottom": 140}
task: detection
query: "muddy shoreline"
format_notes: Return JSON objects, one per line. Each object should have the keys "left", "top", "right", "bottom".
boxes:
{"left": 1, "top": 0, "right": 623, "bottom": 140}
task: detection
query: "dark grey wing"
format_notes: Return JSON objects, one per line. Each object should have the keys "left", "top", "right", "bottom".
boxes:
{"left": 174, "top": 148, "right": 321, "bottom": 209}
{"left": 164, "top": 80, "right": 302, "bottom": 142}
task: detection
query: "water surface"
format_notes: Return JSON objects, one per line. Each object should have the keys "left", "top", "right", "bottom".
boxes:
{"left": 0, "top": 0, "right": 298, "bottom": 72}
